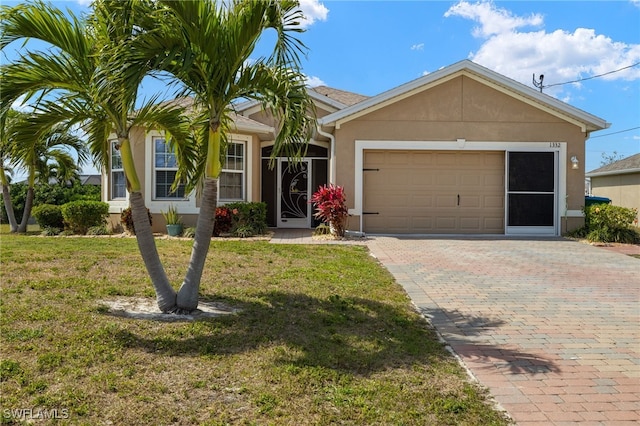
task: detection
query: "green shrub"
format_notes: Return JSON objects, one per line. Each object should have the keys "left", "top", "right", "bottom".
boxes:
{"left": 1, "top": 181, "right": 100, "bottom": 223}
{"left": 40, "top": 227, "right": 62, "bottom": 236}
{"left": 226, "top": 201, "right": 268, "bottom": 236}
{"left": 120, "top": 207, "right": 152, "bottom": 235}
{"left": 61, "top": 201, "right": 109, "bottom": 235}
{"left": 32, "top": 204, "right": 64, "bottom": 229}
{"left": 183, "top": 226, "right": 196, "bottom": 238}
{"left": 87, "top": 225, "right": 111, "bottom": 235}
{"left": 581, "top": 203, "right": 640, "bottom": 243}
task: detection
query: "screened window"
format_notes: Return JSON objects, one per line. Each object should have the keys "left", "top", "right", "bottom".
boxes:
{"left": 154, "top": 137, "right": 185, "bottom": 199}
{"left": 110, "top": 140, "right": 126, "bottom": 199}
{"left": 220, "top": 142, "right": 245, "bottom": 200}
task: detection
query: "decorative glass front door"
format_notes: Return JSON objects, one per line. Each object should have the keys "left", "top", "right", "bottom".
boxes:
{"left": 278, "top": 160, "right": 311, "bottom": 228}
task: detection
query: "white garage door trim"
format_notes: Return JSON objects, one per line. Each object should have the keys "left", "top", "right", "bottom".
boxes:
{"left": 353, "top": 140, "right": 568, "bottom": 236}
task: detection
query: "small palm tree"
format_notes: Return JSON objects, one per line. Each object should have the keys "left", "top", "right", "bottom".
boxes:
{"left": 136, "top": 0, "right": 316, "bottom": 312}
{"left": 1, "top": 110, "right": 88, "bottom": 233}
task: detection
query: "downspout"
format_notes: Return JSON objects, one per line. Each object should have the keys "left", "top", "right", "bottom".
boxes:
{"left": 316, "top": 124, "right": 336, "bottom": 184}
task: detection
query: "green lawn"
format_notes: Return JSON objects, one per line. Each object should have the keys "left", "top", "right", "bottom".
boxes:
{"left": 0, "top": 231, "right": 511, "bottom": 425}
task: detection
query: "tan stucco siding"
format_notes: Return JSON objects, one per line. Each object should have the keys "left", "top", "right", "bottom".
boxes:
{"left": 130, "top": 126, "right": 147, "bottom": 197}
{"left": 591, "top": 173, "right": 640, "bottom": 215}
{"left": 333, "top": 75, "right": 588, "bottom": 231}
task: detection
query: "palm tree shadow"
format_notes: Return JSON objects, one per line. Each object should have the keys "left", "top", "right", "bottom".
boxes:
{"left": 110, "top": 291, "right": 452, "bottom": 375}
{"left": 419, "top": 307, "right": 559, "bottom": 375}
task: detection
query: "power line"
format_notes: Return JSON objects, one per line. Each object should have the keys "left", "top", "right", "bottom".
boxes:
{"left": 589, "top": 126, "right": 640, "bottom": 139}
{"left": 542, "top": 62, "right": 640, "bottom": 89}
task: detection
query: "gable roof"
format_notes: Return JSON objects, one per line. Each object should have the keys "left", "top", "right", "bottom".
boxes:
{"left": 233, "top": 86, "right": 368, "bottom": 116}
{"left": 586, "top": 153, "right": 640, "bottom": 177}
{"left": 318, "top": 59, "right": 610, "bottom": 133}
{"left": 310, "top": 86, "right": 369, "bottom": 107}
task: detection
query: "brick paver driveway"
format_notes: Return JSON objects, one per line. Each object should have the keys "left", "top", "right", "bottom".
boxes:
{"left": 366, "top": 237, "right": 639, "bottom": 425}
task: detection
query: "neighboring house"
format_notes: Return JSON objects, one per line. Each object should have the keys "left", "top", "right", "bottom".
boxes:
{"left": 586, "top": 153, "right": 640, "bottom": 217}
{"left": 103, "top": 60, "right": 609, "bottom": 236}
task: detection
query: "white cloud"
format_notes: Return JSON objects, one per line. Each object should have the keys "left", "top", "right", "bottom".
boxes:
{"left": 298, "top": 0, "right": 329, "bottom": 28}
{"left": 11, "top": 95, "right": 34, "bottom": 113}
{"left": 411, "top": 43, "right": 425, "bottom": 51}
{"left": 445, "top": 1, "right": 640, "bottom": 97}
{"left": 75, "top": 0, "right": 92, "bottom": 6}
{"left": 444, "top": 0, "right": 543, "bottom": 38}
{"left": 304, "top": 75, "right": 326, "bottom": 87}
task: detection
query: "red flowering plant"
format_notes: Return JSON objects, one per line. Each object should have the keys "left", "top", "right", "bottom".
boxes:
{"left": 310, "top": 184, "right": 349, "bottom": 237}
{"left": 213, "top": 207, "right": 237, "bottom": 237}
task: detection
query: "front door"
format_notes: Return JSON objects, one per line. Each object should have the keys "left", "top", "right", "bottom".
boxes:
{"left": 278, "top": 159, "right": 311, "bottom": 228}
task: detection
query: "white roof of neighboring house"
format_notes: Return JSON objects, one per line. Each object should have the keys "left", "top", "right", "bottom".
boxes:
{"left": 586, "top": 153, "right": 640, "bottom": 177}
{"left": 318, "top": 59, "right": 610, "bottom": 133}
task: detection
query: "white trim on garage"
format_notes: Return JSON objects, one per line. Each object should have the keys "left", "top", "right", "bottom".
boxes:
{"left": 353, "top": 140, "right": 569, "bottom": 236}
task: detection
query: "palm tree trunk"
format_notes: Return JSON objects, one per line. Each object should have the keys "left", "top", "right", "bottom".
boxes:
{"left": 176, "top": 177, "right": 217, "bottom": 312}
{"left": 129, "top": 191, "right": 177, "bottom": 312}
{"left": 17, "top": 186, "right": 34, "bottom": 233}
{"left": 1, "top": 183, "right": 18, "bottom": 233}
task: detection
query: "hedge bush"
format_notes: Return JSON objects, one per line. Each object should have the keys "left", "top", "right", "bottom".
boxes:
{"left": 226, "top": 201, "right": 268, "bottom": 237}
{"left": 213, "top": 202, "right": 268, "bottom": 237}
{"left": 573, "top": 203, "right": 640, "bottom": 244}
{"left": 32, "top": 204, "right": 65, "bottom": 229}
{"left": 1, "top": 181, "right": 100, "bottom": 223}
{"left": 61, "top": 201, "right": 109, "bottom": 235}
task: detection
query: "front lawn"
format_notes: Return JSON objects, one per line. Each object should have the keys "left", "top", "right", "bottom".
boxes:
{"left": 0, "top": 233, "right": 511, "bottom": 425}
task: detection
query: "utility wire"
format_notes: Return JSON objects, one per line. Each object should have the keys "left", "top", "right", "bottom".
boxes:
{"left": 589, "top": 126, "right": 640, "bottom": 139}
{"left": 543, "top": 62, "right": 640, "bottom": 89}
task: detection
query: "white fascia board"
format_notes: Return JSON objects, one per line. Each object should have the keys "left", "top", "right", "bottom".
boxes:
{"left": 231, "top": 121, "right": 275, "bottom": 136}
{"left": 307, "top": 90, "right": 348, "bottom": 111}
{"left": 586, "top": 168, "right": 640, "bottom": 177}
{"left": 318, "top": 59, "right": 609, "bottom": 132}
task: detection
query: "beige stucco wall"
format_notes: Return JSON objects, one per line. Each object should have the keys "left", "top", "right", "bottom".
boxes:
{"left": 333, "top": 75, "right": 588, "bottom": 231}
{"left": 104, "top": 125, "right": 264, "bottom": 234}
{"left": 591, "top": 172, "right": 640, "bottom": 218}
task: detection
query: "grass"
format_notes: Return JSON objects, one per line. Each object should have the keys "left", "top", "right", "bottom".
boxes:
{"left": 0, "top": 229, "right": 511, "bottom": 425}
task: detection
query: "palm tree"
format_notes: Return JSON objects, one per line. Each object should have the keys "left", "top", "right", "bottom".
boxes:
{"left": 1, "top": 0, "right": 190, "bottom": 310}
{"left": 136, "top": 0, "right": 316, "bottom": 312}
{"left": 1, "top": 109, "right": 20, "bottom": 232}
{"left": 1, "top": 0, "right": 315, "bottom": 313}
{"left": 6, "top": 112, "right": 89, "bottom": 232}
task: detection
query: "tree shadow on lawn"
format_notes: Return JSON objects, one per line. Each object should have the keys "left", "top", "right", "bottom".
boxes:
{"left": 420, "top": 307, "right": 560, "bottom": 375}
{"left": 108, "top": 291, "right": 557, "bottom": 377}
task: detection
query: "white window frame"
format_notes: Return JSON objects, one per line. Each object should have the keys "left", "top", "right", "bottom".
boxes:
{"left": 110, "top": 139, "right": 126, "bottom": 200}
{"left": 219, "top": 139, "right": 247, "bottom": 202}
{"left": 152, "top": 135, "right": 186, "bottom": 200}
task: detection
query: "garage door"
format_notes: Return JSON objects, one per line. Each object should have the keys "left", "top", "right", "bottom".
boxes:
{"left": 363, "top": 150, "right": 505, "bottom": 234}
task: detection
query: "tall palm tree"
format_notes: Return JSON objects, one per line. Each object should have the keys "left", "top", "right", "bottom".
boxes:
{"left": 1, "top": 0, "right": 190, "bottom": 310}
{"left": 135, "top": 0, "right": 316, "bottom": 312}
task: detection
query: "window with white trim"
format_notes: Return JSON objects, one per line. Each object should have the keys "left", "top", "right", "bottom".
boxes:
{"left": 110, "top": 140, "right": 126, "bottom": 199}
{"left": 219, "top": 141, "right": 245, "bottom": 201}
{"left": 153, "top": 136, "right": 185, "bottom": 199}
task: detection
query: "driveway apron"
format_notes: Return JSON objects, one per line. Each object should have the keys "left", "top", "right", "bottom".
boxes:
{"left": 366, "top": 237, "right": 640, "bottom": 425}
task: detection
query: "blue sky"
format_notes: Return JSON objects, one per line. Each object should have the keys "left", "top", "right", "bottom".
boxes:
{"left": 3, "top": 0, "right": 640, "bottom": 173}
